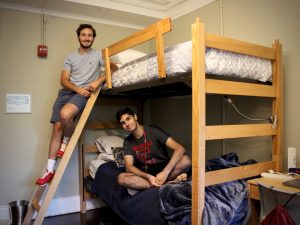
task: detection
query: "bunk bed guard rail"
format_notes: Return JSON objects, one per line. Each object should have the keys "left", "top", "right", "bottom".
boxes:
{"left": 102, "top": 17, "right": 172, "bottom": 89}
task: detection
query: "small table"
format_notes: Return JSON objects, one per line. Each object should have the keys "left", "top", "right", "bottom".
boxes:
{"left": 248, "top": 177, "right": 300, "bottom": 199}
{"left": 247, "top": 177, "right": 300, "bottom": 225}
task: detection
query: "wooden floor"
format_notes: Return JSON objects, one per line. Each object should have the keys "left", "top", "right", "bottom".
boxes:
{"left": 36, "top": 207, "right": 129, "bottom": 225}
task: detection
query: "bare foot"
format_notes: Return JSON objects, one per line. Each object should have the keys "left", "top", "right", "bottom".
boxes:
{"left": 175, "top": 173, "right": 187, "bottom": 182}
{"left": 167, "top": 173, "right": 188, "bottom": 184}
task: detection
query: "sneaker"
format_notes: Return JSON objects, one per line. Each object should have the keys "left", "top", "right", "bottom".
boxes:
{"left": 56, "top": 142, "right": 67, "bottom": 157}
{"left": 36, "top": 169, "right": 55, "bottom": 186}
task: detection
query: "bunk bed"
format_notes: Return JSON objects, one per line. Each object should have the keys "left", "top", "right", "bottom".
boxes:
{"left": 79, "top": 17, "right": 283, "bottom": 225}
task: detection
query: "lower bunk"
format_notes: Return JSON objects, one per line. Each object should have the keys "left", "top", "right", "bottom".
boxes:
{"left": 86, "top": 143, "right": 256, "bottom": 225}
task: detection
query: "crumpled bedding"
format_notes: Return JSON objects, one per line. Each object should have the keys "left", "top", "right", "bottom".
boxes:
{"left": 159, "top": 153, "right": 256, "bottom": 225}
{"left": 159, "top": 180, "right": 192, "bottom": 225}
{"left": 110, "top": 41, "right": 272, "bottom": 88}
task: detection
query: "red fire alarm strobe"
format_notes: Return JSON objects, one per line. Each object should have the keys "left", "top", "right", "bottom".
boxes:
{"left": 37, "top": 45, "right": 48, "bottom": 57}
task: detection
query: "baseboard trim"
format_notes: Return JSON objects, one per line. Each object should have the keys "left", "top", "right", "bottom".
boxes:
{"left": 0, "top": 205, "right": 10, "bottom": 223}
{"left": 0, "top": 195, "right": 105, "bottom": 221}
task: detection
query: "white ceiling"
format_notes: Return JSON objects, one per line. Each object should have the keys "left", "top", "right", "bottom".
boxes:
{"left": 0, "top": 0, "right": 215, "bottom": 29}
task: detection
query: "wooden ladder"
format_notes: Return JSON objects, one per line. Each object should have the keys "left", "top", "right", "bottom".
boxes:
{"left": 22, "top": 88, "right": 101, "bottom": 225}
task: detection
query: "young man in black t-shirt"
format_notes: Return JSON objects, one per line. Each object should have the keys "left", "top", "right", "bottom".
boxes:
{"left": 116, "top": 107, "right": 191, "bottom": 191}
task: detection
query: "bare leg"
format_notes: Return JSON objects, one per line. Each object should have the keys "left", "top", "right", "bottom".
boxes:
{"left": 167, "top": 155, "right": 191, "bottom": 181}
{"left": 49, "top": 103, "right": 79, "bottom": 158}
{"left": 60, "top": 103, "right": 80, "bottom": 138}
{"left": 48, "top": 122, "right": 63, "bottom": 159}
{"left": 118, "top": 173, "right": 151, "bottom": 190}
{"left": 36, "top": 122, "right": 63, "bottom": 185}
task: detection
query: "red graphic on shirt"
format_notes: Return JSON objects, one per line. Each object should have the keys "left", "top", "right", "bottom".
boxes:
{"left": 132, "top": 140, "right": 156, "bottom": 165}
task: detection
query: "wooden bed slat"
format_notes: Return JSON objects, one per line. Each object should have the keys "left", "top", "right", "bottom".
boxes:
{"left": 205, "top": 161, "right": 276, "bottom": 186}
{"left": 84, "top": 169, "right": 90, "bottom": 177}
{"left": 206, "top": 79, "right": 276, "bottom": 97}
{"left": 104, "top": 17, "right": 171, "bottom": 56}
{"left": 206, "top": 124, "right": 276, "bottom": 140}
{"left": 206, "top": 33, "right": 276, "bottom": 60}
{"left": 84, "top": 121, "right": 119, "bottom": 129}
{"left": 82, "top": 144, "right": 98, "bottom": 153}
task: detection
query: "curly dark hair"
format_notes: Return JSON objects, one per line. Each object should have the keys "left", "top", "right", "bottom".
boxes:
{"left": 76, "top": 24, "right": 96, "bottom": 37}
{"left": 116, "top": 107, "right": 135, "bottom": 123}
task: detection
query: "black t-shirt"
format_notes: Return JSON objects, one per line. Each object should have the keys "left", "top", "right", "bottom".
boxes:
{"left": 123, "top": 126, "right": 170, "bottom": 171}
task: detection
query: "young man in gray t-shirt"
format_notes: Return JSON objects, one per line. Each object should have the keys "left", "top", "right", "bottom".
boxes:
{"left": 36, "top": 24, "right": 117, "bottom": 185}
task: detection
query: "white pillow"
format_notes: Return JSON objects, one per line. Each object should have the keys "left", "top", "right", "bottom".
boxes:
{"left": 111, "top": 49, "right": 146, "bottom": 67}
{"left": 95, "top": 135, "right": 124, "bottom": 155}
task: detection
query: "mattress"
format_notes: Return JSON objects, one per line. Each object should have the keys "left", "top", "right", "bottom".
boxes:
{"left": 111, "top": 41, "right": 272, "bottom": 88}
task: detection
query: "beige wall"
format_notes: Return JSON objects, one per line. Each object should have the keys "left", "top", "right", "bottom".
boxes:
{"left": 151, "top": 0, "right": 300, "bottom": 168}
{"left": 0, "top": 0, "right": 300, "bottom": 215}
{"left": 0, "top": 8, "right": 141, "bottom": 206}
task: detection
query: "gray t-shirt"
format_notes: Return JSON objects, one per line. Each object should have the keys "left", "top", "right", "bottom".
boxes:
{"left": 63, "top": 48, "right": 103, "bottom": 87}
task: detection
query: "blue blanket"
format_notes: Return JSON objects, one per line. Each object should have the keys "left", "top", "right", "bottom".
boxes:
{"left": 159, "top": 153, "right": 255, "bottom": 225}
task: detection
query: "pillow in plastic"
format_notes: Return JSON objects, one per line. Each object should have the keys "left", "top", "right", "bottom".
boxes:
{"left": 111, "top": 49, "right": 146, "bottom": 67}
{"left": 95, "top": 135, "right": 124, "bottom": 155}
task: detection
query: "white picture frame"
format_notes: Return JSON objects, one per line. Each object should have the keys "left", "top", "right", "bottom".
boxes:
{"left": 6, "top": 94, "right": 32, "bottom": 113}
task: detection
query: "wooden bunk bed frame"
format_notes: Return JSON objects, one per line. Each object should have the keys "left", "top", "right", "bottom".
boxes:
{"left": 79, "top": 17, "right": 282, "bottom": 225}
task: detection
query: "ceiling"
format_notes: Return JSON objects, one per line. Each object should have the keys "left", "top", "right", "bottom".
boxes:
{"left": 0, "top": 0, "right": 215, "bottom": 29}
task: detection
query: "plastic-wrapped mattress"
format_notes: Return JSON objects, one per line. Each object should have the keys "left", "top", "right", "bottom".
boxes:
{"left": 111, "top": 41, "right": 272, "bottom": 88}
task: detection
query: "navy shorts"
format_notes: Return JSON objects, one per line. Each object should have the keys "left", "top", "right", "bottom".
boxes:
{"left": 50, "top": 89, "right": 88, "bottom": 123}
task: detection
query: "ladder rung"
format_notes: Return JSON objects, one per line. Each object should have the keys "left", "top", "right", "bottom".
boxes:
{"left": 21, "top": 185, "right": 47, "bottom": 225}
{"left": 32, "top": 201, "right": 41, "bottom": 212}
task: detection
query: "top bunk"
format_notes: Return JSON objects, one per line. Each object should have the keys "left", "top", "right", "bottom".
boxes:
{"left": 101, "top": 17, "right": 280, "bottom": 99}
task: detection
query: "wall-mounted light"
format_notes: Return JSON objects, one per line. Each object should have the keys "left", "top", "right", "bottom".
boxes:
{"left": 223, "top": 95, "right": 277, "bottom": 128}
